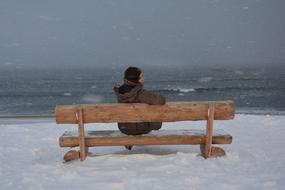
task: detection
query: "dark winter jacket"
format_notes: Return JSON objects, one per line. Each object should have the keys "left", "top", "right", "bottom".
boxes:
{"left": 114, "top": 79, "right": 166, "bottom": 135}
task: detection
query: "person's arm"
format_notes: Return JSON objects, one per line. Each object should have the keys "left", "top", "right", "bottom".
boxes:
{"left": 137, "top": 89, "right": 166, "bottom": 105}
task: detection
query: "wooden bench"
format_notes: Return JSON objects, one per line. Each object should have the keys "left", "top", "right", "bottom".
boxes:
{"left": 55, "top": 101, "right": 235, "bottom": 161}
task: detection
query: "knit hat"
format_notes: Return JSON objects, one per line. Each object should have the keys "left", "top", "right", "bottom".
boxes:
{"left": 124, "top": 67, "right": 142, "bottom": 83}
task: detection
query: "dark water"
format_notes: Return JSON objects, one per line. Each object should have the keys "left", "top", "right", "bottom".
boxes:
{"left": 0, "top": 64, "right": 284, "bottom": 116}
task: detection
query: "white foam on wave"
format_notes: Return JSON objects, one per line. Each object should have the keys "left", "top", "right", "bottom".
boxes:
{"left": 165, "top": 87, "right": 196, "bottom": 93}
{"left": 82, "top": 94, "right": 103, "bottom": 103}
{"left": 179, "top": 88, "right": 196, "bottom": 93}
{"left": 63, "top": 93, "right": 72, "bottom": 96}
{"left": 197, "top": 77, "right": 213, "bottom": 83}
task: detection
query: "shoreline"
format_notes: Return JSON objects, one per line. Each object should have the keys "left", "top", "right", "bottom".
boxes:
{"left": 0, "top": 114, "right": 54, "bottom": 119}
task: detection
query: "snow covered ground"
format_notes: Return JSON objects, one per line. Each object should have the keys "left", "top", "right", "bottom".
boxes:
{"left": 1, "top": 114, "right": 285, "bottom": 190}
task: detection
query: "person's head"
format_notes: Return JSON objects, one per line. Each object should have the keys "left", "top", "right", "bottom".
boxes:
{"left": 124, "top": 66, "right": 144, "bottom": 85}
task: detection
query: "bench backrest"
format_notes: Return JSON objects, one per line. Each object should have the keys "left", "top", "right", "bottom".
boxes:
{"left": 55, "top": 101, "right": 235, "bottom": 124}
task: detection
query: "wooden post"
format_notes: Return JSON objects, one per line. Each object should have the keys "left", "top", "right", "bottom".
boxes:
{"left": 204, "top": 104, "right": 215, "bottom": 159}
{"left": 77, "top": 107, "right": 86, "bottom": 161}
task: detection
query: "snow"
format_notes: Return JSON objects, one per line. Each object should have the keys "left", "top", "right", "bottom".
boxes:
{"left": 1, "top": 114, "right": 285, "bottom": 190}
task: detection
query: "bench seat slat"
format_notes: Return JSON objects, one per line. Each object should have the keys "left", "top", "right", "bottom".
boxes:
{"left": 59, "top": 129, "right": 232, "bottom": 147}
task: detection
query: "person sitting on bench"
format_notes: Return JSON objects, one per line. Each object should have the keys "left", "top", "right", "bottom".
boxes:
{"left": 114, "top": 66, "right": 166, "bottom": 136}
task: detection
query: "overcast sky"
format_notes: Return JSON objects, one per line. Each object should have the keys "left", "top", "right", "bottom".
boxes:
{"left": 0, "top": 0, "right": 285, "bottom": 68}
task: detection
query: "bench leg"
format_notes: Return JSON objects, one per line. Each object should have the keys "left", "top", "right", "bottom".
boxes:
{"left": 63, "top": 147, "right": 88, "bottom": 162}
{"left": 77, "top": 108, "right": 87, "bottom": 161}
{"left": 64, "top": 150, "right": 80, "bottom": 162}
{"left": 204, "top": 104, "right": 214, "bottom": 159}
{"left": 200, "top": 145, "right": 226, "bottom": 158}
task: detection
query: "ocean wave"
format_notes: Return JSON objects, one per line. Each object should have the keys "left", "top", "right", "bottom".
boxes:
{"left": 0, "top": 92, "right": 75, "bottom": 98}
{"left": 236, "top": 109, "right": 285, "bottom": 116}
{"left": 82, "top": 94, "right": 103, "bottom": 103}
{"left": 155, "top": 86, "right": 284, "bottom": 94}
{"left": 161, "top": 88, "right": 196, "bottom": 93}
{"left": 63, "top": 92, "right": 72, "bottom": 96}
{"left": 197, "top": 77, "right": 213, "bottom": 83}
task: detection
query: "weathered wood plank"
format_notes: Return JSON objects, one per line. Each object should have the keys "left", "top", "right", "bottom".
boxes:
{"left": 204, "top": 104, "right": 214, "bottom": 159}
{"left": 77, "top": 108, "right": 86, "bottom": 161}
{"left": 59, "top": 129, "right": 233, "bottom": 147}
{"left": 55, "top": 101, "right": 235, "bottom": 124}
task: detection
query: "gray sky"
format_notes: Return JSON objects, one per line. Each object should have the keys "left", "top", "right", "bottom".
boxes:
{"left": 1, "top": 0, "right": 285, "bottom": 68}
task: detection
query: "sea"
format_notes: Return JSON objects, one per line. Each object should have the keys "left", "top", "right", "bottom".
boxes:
{"left": 0, "top": 64, "right": 284, "bottom": 117}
